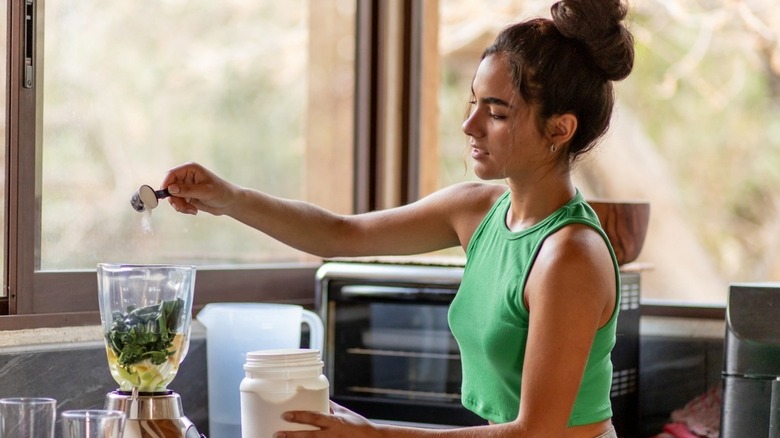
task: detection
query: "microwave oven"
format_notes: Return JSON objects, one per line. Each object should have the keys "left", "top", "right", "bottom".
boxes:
{"left": 315, "top": 261, "right": 640, "bottom": 435}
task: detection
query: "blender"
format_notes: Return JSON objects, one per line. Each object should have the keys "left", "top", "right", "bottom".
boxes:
{"left": 97, "top": 263, "right": 204, "bottom": 438}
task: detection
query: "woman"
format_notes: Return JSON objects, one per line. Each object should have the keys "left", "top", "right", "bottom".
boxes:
{"left": 160, "top": 0, "right": 633, "bottom": 436}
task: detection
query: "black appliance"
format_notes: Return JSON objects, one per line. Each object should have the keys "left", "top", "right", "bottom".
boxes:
{"left": 316, "top": 261, "right": 640, "bottom": 435}
{"left": 721, "top": 283, "right": 780, "bottom": 437}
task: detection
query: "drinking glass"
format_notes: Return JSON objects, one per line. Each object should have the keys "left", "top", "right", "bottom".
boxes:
{"left": 0, "top": 397, "right": 57, "bottom": 438}
{"left": 61, "top": 410, "right": 125, "bottom": 438}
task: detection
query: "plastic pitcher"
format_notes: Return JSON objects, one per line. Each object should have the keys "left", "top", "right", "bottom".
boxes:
{"left": 196, "top": 303, "right": 324, "bottom": 438}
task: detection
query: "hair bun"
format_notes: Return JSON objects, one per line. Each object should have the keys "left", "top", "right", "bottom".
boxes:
{"left": 551, "top": 0, "right": 634, "bottom": 81}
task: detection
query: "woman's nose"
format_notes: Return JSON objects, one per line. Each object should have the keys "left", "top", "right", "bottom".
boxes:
{"left": 462, "top": 112, "right": 481, "bottom": 138}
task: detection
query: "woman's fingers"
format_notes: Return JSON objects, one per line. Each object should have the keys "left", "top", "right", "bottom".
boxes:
{"left": 283, "top": 410, "right": 331, "bottom": 428}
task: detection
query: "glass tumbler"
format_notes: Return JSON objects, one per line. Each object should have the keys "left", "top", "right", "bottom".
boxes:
{"left": 61, "top": 410, "right": 125, "bottom": 438}
{"left": 0, "top": 397, "right": 56, "bottom": 438}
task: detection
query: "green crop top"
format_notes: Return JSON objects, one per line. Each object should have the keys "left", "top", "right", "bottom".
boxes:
{"left": 448, "top": 189, "right": 620, "bottom": 426}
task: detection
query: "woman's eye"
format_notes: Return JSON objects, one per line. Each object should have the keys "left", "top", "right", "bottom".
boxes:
{"left": 467, "top": 99, "right": 507, "bottom": 120}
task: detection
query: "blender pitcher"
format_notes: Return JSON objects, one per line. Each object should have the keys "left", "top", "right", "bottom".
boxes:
{"left": 97, "top": 264, "right": 196, "bottom": 393}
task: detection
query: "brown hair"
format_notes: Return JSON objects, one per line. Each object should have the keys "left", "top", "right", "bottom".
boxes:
{"left": 481, "top": 0, "right": 634, "bottom": 163}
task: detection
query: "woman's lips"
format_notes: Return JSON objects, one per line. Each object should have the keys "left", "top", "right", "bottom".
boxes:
{"left": 471, "top": 147, "right": 488, "bottom": 159}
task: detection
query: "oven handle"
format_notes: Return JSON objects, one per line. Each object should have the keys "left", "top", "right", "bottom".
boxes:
{"left": 337, "top": 285, "right": 458, "bottom": 302}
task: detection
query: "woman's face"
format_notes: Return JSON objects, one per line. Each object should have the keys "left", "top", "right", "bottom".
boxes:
{"left": 462, "top": 53, "right": 550, "bottom": 181}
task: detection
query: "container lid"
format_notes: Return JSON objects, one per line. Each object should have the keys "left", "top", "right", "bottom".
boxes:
{"left": 245, "top": 348, "right": 322, "bottom": 366}
{"left": 243, "top": 349, "right": 323, "bottom": 376}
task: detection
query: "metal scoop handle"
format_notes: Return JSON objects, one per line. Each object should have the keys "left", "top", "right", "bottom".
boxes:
{"left": 131, "top": 185, "right": 172, "bottom": 212}
{"left": 154, "top": 188, "right": 171, "bottom": 200}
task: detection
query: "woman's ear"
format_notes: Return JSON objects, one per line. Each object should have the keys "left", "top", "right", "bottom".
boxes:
{"left": 548, "top": 113, "right": 578, "bottom": 147}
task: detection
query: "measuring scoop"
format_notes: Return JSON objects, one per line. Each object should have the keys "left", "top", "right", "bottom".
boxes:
{"left": 130, "top": 185, "right": 171, "bottom": 212}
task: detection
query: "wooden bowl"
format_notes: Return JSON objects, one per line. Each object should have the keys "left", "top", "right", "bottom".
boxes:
{"left": 587, "top": 200, "right": 650, "bottom": 266}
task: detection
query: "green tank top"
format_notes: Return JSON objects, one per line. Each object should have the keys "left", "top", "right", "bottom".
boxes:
{"left": 448, "top": 190, "right": 620, "bottom": 426}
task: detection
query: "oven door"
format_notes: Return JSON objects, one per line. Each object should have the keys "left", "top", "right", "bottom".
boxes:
{"left": 326, "top": 283, "right": 485, "bottom": 426}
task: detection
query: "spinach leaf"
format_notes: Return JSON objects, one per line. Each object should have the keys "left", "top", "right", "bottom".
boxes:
{"left": 106, "top": 298, "right": 185, "bottom": 369}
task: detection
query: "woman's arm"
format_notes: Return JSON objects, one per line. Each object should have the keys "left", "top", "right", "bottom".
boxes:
{"left": 160, "top": 162, "right": 504, "bottom": 258}
{"left": 278, "top": 402, "right": 530, "bottom": 438}
{"left": 514, "top": 224, "right": 617, "bottom": 436}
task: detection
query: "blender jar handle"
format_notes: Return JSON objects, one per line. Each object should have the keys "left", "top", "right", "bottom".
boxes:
{"left": 301, "top": 309, "right": 325, "bottom": 355}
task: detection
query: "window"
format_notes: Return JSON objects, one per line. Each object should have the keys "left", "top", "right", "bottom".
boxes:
{"left": 430, "top": 0, "right": 780, "bottom": 304}
{"left": 41, "top": 0, "right": 355, "bottom": 268}
{"left": 7, "top": 0, "right": 776, "bottom": 325}
{"left": 5, "top": 0, "right": 356, "bottom": 320}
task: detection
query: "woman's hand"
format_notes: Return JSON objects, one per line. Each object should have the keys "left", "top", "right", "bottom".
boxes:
{"left": 160, "top": 162, "right": 241, "bottom": 216}
{"left": 275, "top": 402, "right": 383, "bottom": 438}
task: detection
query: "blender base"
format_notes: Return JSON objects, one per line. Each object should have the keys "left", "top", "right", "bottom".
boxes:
{"left": 105, "top": 390, "right": 204, "bottom": 438}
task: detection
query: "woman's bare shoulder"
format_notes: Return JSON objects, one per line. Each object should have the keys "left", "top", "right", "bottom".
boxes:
{"left": 431, "top": 182, "right": 507, "bottom": 244}
{"left": 439, "top": 182, "right": 507, "bottom": 207}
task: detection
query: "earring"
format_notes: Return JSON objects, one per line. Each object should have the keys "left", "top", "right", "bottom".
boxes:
{"left": 550, "top": 144, "right": 557, "bottom": 153}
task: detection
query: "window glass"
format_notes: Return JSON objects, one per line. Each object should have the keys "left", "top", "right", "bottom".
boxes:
{"left": 436, "top": 1, "right": 780, "bottom": 303}
{"left": 41, "top": 0, "right": 355, "bottom": 269}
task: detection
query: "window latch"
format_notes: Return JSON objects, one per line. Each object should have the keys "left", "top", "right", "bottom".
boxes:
{"left": 23, "top": 0, "right": 34, "bottom": 88}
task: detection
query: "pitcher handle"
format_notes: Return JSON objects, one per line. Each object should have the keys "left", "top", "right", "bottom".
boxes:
{"left": 301, "top": 309, "right": 325, "bottom": 356}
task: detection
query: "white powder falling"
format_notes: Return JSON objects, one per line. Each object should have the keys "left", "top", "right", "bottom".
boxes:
{"left": 141, "top": 210, "right": 153, "bottom": 233}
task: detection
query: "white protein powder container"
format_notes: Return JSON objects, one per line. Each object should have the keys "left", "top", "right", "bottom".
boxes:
{"left": 240, "top": 348, "right": 330, "bottom": 438}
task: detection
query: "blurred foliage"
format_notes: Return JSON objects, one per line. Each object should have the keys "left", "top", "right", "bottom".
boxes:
{"left": 40, "top": 0, "right": 329, "bottom": 268}
{"left": 620, "top": 1, "right": 780, "bottom": 281}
